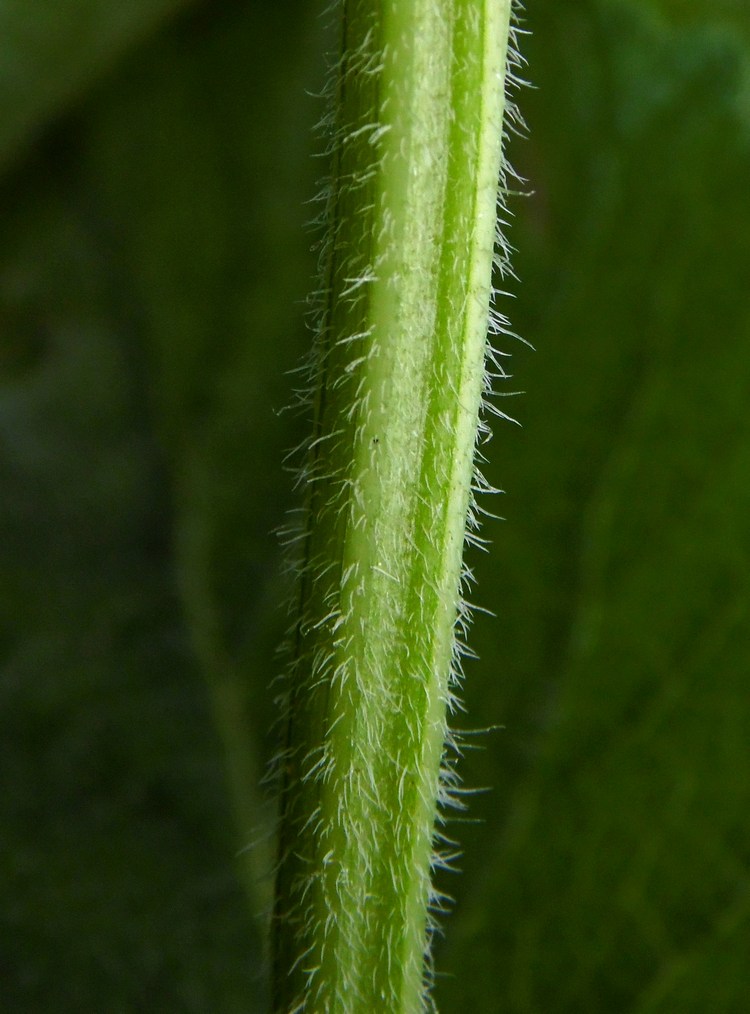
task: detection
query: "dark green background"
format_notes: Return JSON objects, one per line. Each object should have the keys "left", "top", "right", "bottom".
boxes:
{"left": 2, "top": 0, "right": 749, "bottom": 1010}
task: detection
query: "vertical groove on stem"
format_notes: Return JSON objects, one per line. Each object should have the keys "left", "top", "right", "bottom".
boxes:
{"left": 272, "top": 1, "right": 520, "bottom": 1010}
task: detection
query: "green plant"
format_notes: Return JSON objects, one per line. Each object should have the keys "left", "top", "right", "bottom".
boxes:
{"left": 271, "top": 1, "right": 521, "bottom": 1009}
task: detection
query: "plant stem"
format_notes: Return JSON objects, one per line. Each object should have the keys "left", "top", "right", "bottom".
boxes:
{"left": 273, "top": 1, "right": 516, "bottom": 1009}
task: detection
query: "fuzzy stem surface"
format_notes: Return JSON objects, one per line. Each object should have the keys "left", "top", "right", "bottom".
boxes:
{"left": 273, "top": 1, "right": 515, "bottom": 1010}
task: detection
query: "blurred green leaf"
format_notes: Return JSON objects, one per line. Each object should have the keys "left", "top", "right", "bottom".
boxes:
{"left": 0, "top": 0, "right": 321, "bottom": 1006}
{"left": 0, "top": 0, "right": 199, "bottom": 170}
{"left": 640, "top": 0, "right": 750, "bottom": 40}
{"left": 0, "top": 176, "right": 264, "bottom": 1010}
{"left": 436, "top": 2, "right": 750, "bottom": 1010}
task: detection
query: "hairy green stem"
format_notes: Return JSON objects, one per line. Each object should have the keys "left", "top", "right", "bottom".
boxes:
{"left": 273, "top": 1, "right": 516, "bottom": 1010}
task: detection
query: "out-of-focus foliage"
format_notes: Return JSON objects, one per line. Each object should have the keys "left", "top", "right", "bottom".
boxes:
{"left": 1, "top": 1, "right": 321, "bottom": 1008}
{"left": 437, "top": 2, "right": 750, "bottom": 1011}
{"left": 1, "top": 0, "right": 748, "bottom": 1011}
{"left": 0, "top": 0, "right": 198, "bottom": 169}
{"left": 644, "top": 0, "right": 750, "bottom": 40}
